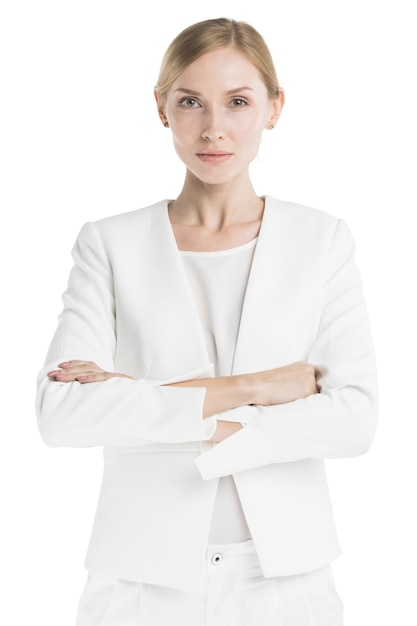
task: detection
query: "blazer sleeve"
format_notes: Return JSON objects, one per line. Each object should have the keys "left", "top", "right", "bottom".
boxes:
{"left": 36, "top": 221, "right": 216, "bottom": 448}
{"left": 195, "top": 219, "right": 378, "bottom": 479}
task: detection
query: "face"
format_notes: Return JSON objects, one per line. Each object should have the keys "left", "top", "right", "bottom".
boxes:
{"left": 155, "top": 47, "right": 284, "bottom": 187}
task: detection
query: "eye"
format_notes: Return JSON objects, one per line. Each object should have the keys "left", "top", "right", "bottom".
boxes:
{"left": 178, "top": 97, "right": 201, "bottom": 108}
{"left": 230, "top": 98, "right": 248, "bottom": 107}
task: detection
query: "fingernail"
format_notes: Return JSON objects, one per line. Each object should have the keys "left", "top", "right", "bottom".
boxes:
{"left": 59, "top": 362, "right": 70, "bottom": 368}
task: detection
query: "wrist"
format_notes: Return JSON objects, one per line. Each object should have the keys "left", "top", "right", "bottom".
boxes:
{"left": 235, "top": 373, "right": 258, "bottom": 406}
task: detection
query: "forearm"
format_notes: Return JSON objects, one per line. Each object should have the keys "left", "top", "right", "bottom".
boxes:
{"left": 168, "top": 361, "right": 317, "bottom": 418}
{"left": 167, "top": 374, "right": 253, "bottom": 419}
{"left": 167, "top": 363, "right": 317, "bottom": 443}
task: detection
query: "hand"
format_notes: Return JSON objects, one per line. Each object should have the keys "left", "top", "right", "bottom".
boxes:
{"left": 248, "top": 361, "right": 318, "bottom": 406}
{"left": 48, "top": 360, "right": 134, "bottom": 384}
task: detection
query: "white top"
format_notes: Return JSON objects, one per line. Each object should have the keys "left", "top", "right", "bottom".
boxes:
{"left": 181, "top": 238, "right": 257, "bottom": 544}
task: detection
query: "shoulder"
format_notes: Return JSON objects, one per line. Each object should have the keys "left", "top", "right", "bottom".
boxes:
{"left": 265, "top": 196, "right": 340, "bottom": 230}
{"left": 263, "top": 196, "right": 354, "bottom": 258}
{"left": 74, "top": 199, "right": 169, "bottom": 250}
{"left": 95, "top": 199, "right": 168, "bottom": 234}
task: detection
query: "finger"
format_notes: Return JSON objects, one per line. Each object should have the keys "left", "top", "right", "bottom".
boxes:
{"left": 48, "top": 370, "right": 84, "bottom": 381}
{"left": 49, "top": 371, "right": 105, "bottom": 383}
{"left": 48, "top": 361, "right": 96, "bottom": 377}
{"left": 49, "top": 365, "right": 104, "bottom": 381}
{"left": 58, "top": 360, "right": 98, "bottom": 369}
{"left": 76, "top": 372, "right": 135, "bottom": 384}
{"left": 55, "top": 362, "right": 104, "bottom": 377}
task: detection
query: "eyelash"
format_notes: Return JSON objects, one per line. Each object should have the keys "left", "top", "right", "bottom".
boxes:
{"left": 178, "top": 97, "right": 249, "bottom": 108}
{"left": 230, "top": 98, "right": 248, "bottom": 107}
{"left": 178, "top": 97, "right": 200, "bottom": 108}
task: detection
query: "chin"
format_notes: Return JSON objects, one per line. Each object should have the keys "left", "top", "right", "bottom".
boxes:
{"left": 190, "top": 166, "right": 245, "bottom": 187}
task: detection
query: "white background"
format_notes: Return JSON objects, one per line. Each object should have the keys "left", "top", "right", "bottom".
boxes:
{"left": 1, "top": 1, "right": 416, "bottom": 624}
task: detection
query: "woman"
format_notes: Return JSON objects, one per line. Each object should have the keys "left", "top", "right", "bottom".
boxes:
{"left": 36, "top": 17, "right": 378, "bottom": 626}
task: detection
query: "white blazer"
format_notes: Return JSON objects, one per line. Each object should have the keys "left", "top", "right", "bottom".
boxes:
{"left": 36, "top": 196, "right": 378, "bottom": 585}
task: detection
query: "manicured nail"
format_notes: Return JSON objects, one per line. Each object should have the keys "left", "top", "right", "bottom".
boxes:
{"left": 59, "top": 362, "right": 71, "bottom": 368}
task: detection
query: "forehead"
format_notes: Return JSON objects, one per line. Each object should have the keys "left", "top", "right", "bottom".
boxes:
{"left": 170, "top": 47, "right": 266, "bottom": 92}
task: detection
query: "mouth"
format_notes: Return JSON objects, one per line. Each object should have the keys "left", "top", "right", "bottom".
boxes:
{"left": 196, "top": 151, "right": 233, "bottom": 163}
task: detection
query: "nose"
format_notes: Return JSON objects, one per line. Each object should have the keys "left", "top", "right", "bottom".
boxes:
{"left": 201, "top": 110, "right": 225, "bottom": 142}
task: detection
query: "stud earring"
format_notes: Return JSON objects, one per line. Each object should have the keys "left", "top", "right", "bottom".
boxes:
{"left": 269, "top": 123, "right": 275, "bottom": 129}
{"left": 164, "top": 121, "right": 169, "bottom": 128}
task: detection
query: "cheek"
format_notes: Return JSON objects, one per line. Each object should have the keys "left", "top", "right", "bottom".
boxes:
{"left": 171, "top": 133, "right": 195, "bottom": 160}
{"left": 232, "top": 108, "right": 269, "bottom": 132}
{"left": 170, "top": 127, "right": 198, "bottom": 165}
{"left": 169, "top": 117, "right": 198, "bottom": 145}
{"left": 235, "top": 117, "right": 266, "bottom": 146}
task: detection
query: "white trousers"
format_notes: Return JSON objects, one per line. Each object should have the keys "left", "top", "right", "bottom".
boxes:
{"left": 76, "top": 540, "right": 343, "bottom": 626}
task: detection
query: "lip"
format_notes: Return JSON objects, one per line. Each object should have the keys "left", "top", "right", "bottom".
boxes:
{"left": 196, "top": 151, "right": 232, "bottom": 163}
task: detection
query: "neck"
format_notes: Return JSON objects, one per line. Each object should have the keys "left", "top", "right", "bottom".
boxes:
{"left": 170, "top": 173, "right": 264, "bottom": 230}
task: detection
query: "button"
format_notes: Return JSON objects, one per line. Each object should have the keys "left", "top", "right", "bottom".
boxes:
{"left": 211, "top": 553, "right": 223, "bottom": 565}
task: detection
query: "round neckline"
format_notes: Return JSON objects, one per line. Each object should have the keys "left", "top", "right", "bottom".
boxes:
{"left": 179, "top": 237, "right": 258, "bottom": 257}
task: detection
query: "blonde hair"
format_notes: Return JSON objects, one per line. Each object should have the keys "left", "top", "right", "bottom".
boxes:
{"left": 155, "top": 18, "right": 280, "bottom": 100}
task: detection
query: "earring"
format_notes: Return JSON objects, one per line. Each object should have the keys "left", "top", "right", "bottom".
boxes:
{"left": 164, "top": 121, "right": 169, "bottom": 128}
{"left": 269, "top": 123, "right": 275, "bottom": 129}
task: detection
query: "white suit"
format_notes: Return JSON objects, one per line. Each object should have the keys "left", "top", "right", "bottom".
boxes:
{"left": 36, "top": 196, "right": 378, "bottom": 585}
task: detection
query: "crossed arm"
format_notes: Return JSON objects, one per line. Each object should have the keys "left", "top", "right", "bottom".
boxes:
{"left": 48, "top": 360, "right": 319, "bottom": 442}
{"left": 40, "top": 218, "right": 377, "bottom": 458}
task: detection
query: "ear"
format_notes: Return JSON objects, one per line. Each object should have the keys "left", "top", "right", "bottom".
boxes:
{"left": 154, "top": 90, "right": 169, "bottom": 127}
{"left": 266, "top": 88, "right": 285, "bottom": 130}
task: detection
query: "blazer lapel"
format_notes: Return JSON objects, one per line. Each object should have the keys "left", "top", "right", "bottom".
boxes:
{"left": 231, "top": 196, "right": 316, "bottom": 374}
{"left": 141, "top": 201, "right": 211, "bottom": 378}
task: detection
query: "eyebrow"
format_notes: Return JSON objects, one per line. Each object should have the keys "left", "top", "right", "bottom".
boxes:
{"left": 175, "top": 86, "right": 254, "bottom": 95}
